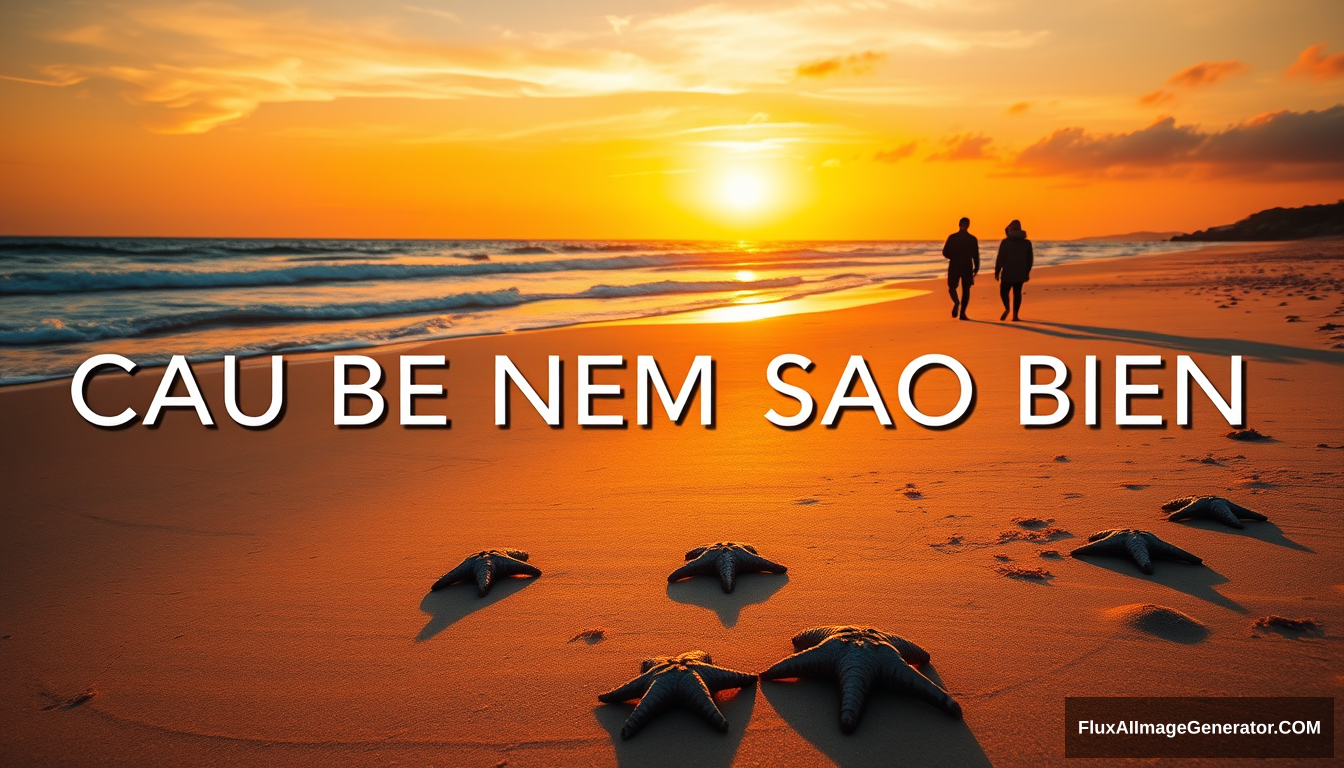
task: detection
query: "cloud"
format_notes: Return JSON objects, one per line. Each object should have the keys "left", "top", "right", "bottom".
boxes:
{"left": 1165, "top": 59, "right": 1248, "bottom": 88}
{"left": 796, "top": 51, "right": 885, "bottom": 78}
{"left": 1010, "top": 106, "right": 1344, "bottom": 178}
{"left": 1137, "top": 60, "right": 1248, "bottom": 107}
{"left": 1287, "top": 43, "right": 1344, "bottom": 81}
{"left": 1138, "top": 89, "right": 1175, "bottom": 107}
{"left": 874, "top": 141, "right": 919, "bottom": 163}
{"left": 927, "top": 133, "right": 994, "bottom": 161}
{"left": 1005, "top": 101, "right": 1031, "bottom": 115}
{"left": 6, "top": 1, "right": 1048, "bottom": 132}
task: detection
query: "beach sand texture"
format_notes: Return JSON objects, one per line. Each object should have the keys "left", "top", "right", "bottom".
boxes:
{"left": 2, "top": 240, "right": 1342, "bottom": 767}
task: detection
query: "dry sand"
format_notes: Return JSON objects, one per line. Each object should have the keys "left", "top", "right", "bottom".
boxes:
{"left": 2, "top": 240, "right": 1342, "bottom": 767}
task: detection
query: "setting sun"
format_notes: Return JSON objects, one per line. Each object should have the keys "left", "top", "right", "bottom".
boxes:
{"left": 719, "top": 171, "right": 768, "bottom": 213}
{"left": 734, "top": 270, "right": 757, "bottom": 281}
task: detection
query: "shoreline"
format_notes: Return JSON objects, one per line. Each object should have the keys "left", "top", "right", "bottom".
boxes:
{"left": 0, "top": 240, "right": 1271, "bottom": 394}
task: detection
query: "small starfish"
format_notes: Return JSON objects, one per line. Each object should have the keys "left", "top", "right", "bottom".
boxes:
{"left": 1070, "top": 529, "right": 1202, "bottom": 574}
{"left": 760, "top": 626, "right": 961, "bottom": 733}
{"left": 598, "top": 651, "right": 756, "bottom": 739}
{"left": 1162, "top": 495, "right": 1268, "bottom": 529}
{"left": 667, "top": 542, "right": 787, "bottom": 593}
{"left": 430, "top": 549, "right": 540, "bottom": 596}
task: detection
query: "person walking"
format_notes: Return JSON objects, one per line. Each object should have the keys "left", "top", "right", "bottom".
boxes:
{"left": 942, "top": 217, "right": 979, "bottom": 320}
{"left": 995, "top": 219, "right": 1033, "bottom": 321}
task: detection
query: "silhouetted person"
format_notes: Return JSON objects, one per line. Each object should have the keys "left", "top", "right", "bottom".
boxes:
{"left": 995, "top": 219, "right": 1033, "bottom": 321}
{"left": 942, "top": 217, "right": 978, "bottom": 320}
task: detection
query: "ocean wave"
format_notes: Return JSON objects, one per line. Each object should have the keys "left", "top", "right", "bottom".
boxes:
{"left": 0, "top": 277, "right": 806, "bottom": 345}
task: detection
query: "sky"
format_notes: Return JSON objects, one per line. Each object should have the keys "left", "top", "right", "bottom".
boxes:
{"left": 1, "top": 0, "right": 1342, "bottom": 240}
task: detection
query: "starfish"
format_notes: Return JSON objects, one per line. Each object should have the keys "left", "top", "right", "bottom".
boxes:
{"left": 759, "top": 626, "right": 962, "bottom": 733}
{"left": 598, "top": 651, "right": 756, "bottom": 739}
{"left": 667, "top": 542, "right": 787, "bottom": 593}
{"left": 430, "top": 549, "right": 541, "bottom": 596}
{"left": 1069, "top": 529, "right": 1202, "bottom": 574}
{"left": 1162, "top": 495, "right": 1268, "bottom": 529}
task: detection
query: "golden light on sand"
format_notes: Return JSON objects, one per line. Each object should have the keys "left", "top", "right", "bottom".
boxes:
{"left": 734, "top": 270, "right": 757, "bottom": 282}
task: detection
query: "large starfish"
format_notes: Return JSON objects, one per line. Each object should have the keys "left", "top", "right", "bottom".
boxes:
{"left": 598, "top": 651, "right": 756, "bottom": 739}
{"left": 759, "top": 626, "right": 962, "bottom": 733}
{"left": 667, "top": 542, "right": 787, "bottom": 593}
{"left": 1162, "top": 495, "right": 1268, "bottom": 529}
{"left": 1070, "top": 529, "right": 1203, "bottom": 574}
{"left": 430, "top": 549, "right": 541, "bottom": 596}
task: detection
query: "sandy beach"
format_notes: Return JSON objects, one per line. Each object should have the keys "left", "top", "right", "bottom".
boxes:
{"left": 2, "top": 240, "right": 1342, "bottom": 767}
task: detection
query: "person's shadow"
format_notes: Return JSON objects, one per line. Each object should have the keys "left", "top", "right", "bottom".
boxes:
{"left": 593, "top": 686, "right": 756, "bottom": 768}
{"left": 665, "top": 574, "right": 789, "bottom": 627}
{"left": 761, "top": 669, "right": 990, "bottom": 768}
{"left": 1164, "top": 519, "right": 1312, "bottom": 552}
{"left": 1075, "top": 557, "right": 1245, "bottom": 613}
{"left": 415, "top": 577, "right": 535, "bottom": 642}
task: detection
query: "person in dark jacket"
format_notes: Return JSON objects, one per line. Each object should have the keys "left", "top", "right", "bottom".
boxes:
{"left": 994, "top": 219, "right": 1033, "bottom": 321}
{"left": 942, "top": 217, "right": 978, "bottom": 320}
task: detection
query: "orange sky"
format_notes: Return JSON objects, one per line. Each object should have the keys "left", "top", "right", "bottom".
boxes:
{"left": 1, "top": 0, "right": 1342, "bottom": 240}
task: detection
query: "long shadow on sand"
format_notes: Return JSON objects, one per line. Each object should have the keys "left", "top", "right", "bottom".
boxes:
{"left": 1001, "top": 321, "right": 1344, "bottom": 366}
{"left": 1165, "top": 519, "right": 1313, "bottom": 552}
{"left": 761, "top": 670, "right": 990, "bottom": 768}
{"left": 665, "top": 574, "right": 789, "bottom": 627}
{"left": 1076, "top": 558, "right": 1245, "bottom": 613}
{"left": 593, "top": 686, "right": 755, "bottom": 768}
{"left": 416, "top": 577, "right": 534, "bottom": 642}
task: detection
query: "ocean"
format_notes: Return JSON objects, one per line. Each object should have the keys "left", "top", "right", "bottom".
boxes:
{"left": 0, "top": 237, "right": 1198, "bottom": 384}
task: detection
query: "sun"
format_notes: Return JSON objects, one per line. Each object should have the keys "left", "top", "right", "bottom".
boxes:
{"left": 719, "top": 171, "right": 767, "bottom": 213}
{"left": 734, "top": 270, "right": 757, "bottom": 282}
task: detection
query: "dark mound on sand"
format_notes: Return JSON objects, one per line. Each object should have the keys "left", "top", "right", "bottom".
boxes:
{"left": 996, "top": 564, "right": 1052, "bottom": 581}
{"left": 1106, "top": 603, "right": 1209, "bottom": 644}
{"left": 1172, "top": 201, "right": 1344, "bottom": 241}
{"left": 1227, "top": 428, "right": 1272, "bottom": 442}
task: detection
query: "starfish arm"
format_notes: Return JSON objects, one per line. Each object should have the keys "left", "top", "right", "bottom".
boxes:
{"left": 677, "top": 675, "right": 731, "bottom": 732}
{"left": 1161, "top": 496, "right": 1199, "bottom": 513}
{"left": 716, "top": 552, "right": 738, "bottom": 593}
{"left": 1227, "top": 500, "right": 1267, "bottom": 521}
{"left": 736, "top": 551, "right": 789, "bottom": 574}
{"left": 1148, "top": 538, "right": 1203, "bottom": 565}
{"left": 598, "top": 670, "right": 656, "bottom": 703}
{"left": 1087, "top": 528, "right": 1126, "bottom": 543}
{"left": 429, "top": 559, "right": 472, "bottom": 591}
{"left": 684, "top": 546, "right": 708, "bottom": 560}
{"left": 760, "top": 643, "right": 839, "bottom": 680}
{"left": 493, "top": 556, "right": 543, "bottom": 578}
{"left": 1215, "top": 505, "right": 1247, "bottom": 529}
{"left": 619, "top": 677, "right": 679, "bottom": 739}
{"left": 790, "top": 626, "right": 842, "bottom": 651}
{"left": 667, "top": 553, "right": 717, "bottom": 583}
{"left": 741, "top": 544, "right": 759, "bottom": 554}
{"left": 881, "top": 634, "right": 932, "bottom": 666}
{"left": 1070, "top": 535, "right": 1126, "bottom": 558}
{"left": 501, "top": 549, "right": 530, "bottom": 561}
{"left": 696, "top": 665, "right": 757, "bottom": 693}
{"left": 882, "top": 662, "right": 963, "bottom": 720}
{"left": 836, "top": 657, "right": 876, "bottom": 734}
{"left": 1125, "top": 536, "right": 1154, "bottom": 574}
{"left": 473, "top": 559, "right": 495, "bottom": 596}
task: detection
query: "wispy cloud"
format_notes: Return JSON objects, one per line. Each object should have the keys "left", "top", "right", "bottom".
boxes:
{"left": 6, "top": 1, "right": 1048, "bottom": 133}
{"left": 1139, "top": 59, "right": 1248, "bottom": 107}
{"left": 1287, "top": 43, "right": 1344, "bottom": 81}
{"left": 927, "top": 133, "right": 994, "bottom": 161}
{"left": 796, "top": 51, "right": 885, "bottom": 78}
{"left": 873, "top": 141, "right": 919, "bottom": 162}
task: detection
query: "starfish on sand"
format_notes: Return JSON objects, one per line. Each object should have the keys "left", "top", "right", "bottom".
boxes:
{"left": 1070, "top": 529, "right": 1203, "bottom": 574}
{"left": 598, "top": 651, "right": 756, "bottom": 739}
{"left": 1162, "top": 495, "right": 1268, "bottom": 529}
{"left": 760, "top": 626, "right": 962, "bottom": 733}
{"left": 430, "top": 549, "right": 541, "bottom": 596}
{"left": 667, "top": 542, "right": 787, "bottom": 593}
